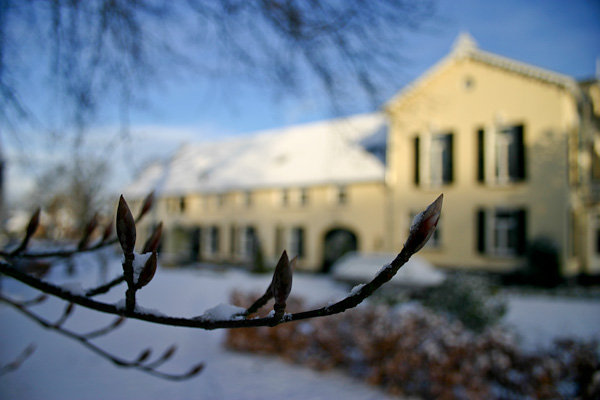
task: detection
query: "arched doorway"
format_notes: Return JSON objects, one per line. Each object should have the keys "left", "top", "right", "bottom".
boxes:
{"left": 322, "top": 228, "right": 358, "bottom": 273}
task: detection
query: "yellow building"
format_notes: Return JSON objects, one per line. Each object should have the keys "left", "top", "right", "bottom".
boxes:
{"left": 386, "top": 33, "right": 599, "bottom": 276}
{"left": 127, "top": 114, "right": 389, "bottom": 271}
{"left": 128, "top": 33, "right": 600, "bottom": 276}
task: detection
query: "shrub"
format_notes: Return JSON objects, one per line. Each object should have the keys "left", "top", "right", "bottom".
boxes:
{"left": 423, "top": 272, "right": 506, "bottom": 332}
{"left": 525, "top": 236, "right": 562, "bottom": 287}
{"left": 227, "top": 291, "right": 600, "bottom": 400}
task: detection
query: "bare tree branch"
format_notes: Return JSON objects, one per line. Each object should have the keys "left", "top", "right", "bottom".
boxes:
{"left": 0, "top": 292, "right": 204, "bottom": 381}
{"left": 0, "top": 193, "right": 442, "bottom": 379}
{"left": 0, "top": 0, "right": 436, "bottom": 139}
{"left": 0, "top": 194, "right": 443, "bottom": 330}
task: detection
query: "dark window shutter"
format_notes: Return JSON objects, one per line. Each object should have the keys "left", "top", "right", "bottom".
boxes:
{"left": 516, "top": 209, "right": 527, "bottom": 255}
{"left": 476, "top": 209, "right": 486, "bottom": 254}
{"left": 477, "top": 129, "right": 485, "bottom": 183}
{"left": 443, "top": 134, "right": 454, "bottom": 184}
{"left": 511, "top": 125, "right": 525, "bottom": 181}
{"left": 414, "top": 136, "right": 420, "bottom": 186}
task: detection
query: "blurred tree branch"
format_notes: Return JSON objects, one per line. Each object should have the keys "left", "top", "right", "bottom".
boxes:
{"left": 0, "top": 0, "right": 436, "bottom": 139}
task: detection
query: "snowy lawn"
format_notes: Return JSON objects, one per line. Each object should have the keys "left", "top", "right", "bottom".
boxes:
{"left": 1, "top": 253, "right": 599, "bottom": 399}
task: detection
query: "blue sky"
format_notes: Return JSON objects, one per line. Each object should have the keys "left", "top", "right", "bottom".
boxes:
{"left": 126, "top": 0, "right": 600, "bottom": 134}
{"left": 5, "top": 0, "right": 600, "bottom": 203}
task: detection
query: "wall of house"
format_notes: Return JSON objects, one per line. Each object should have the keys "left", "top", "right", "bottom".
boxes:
{"left": 139, "top": 181, "right": 387, "bottom": 271}
{"left": 386, "top": 56, "right": 580, "bottom": 274}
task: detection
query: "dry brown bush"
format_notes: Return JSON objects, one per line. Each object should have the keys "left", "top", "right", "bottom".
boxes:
{"left": 226, "top": 291, "right": 600, "bottom": 400}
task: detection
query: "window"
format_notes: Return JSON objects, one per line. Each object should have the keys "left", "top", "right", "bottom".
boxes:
{"left": 414, "top": 132, "right": 454, "bottom": 187}
{"left": 217, "top": 193, "right": 227, "bottom": 208}
{"left": 203, "top": 226, "right": 220, "bottom": 256}
{"left": 240, "top": 226, "right": 257, "bottom": 258}
{"left": 477, "top": 124, "right": 525, "bottom": 185}
{"left": 166, "top": 197, "right": 185, "bottom": 214}
{"left": 299, "top": 188, "right": 309, "bottom": 206}
{"left": 476, "top": 208, "right": 526, "bottom": 256}
{"left": 337, "top": 186, "right": 348, "bottom": 205}
{"left": 244, "top": 191, "right": 252, "bottom": 208}
{"left": 274, "top": 226, "right": 284, "bottom": 254}
{"left": 281, "top": 189, "right": 289, "bottom": 207}
{"left": 289, "top": 227, "right": 305, "bottom": 258}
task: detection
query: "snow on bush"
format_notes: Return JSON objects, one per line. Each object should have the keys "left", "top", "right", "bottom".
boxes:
{"left": 226, "top": 291, "right": 600, "bottom": 399}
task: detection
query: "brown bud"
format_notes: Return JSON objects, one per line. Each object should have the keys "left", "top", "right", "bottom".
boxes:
{"left": 142, "top": 222, "right": 163, "bottom": 254}
{"left": 111, "top": 316, "right": 126, "bottom": 329}
{"left": 135, "top": 348, "right": 152, "bottom": 363}
{"left": 64, "top": 302, "right": 75, "bottom": 317}
{"left": 136, "top": 252, "right": 157, "bottom": 289}
{"left": 26, "top": 208, "right": 41, "bottom": 239}
{"left": 137, "top": 191, "right": 155, "bottom": 221}
{"left": 160, "top": 345, "right": 177, "bottom": 362}
{"left": 185, "top": 363, "right": 205, "bottom": 378}
{"left": 78, "top": 213, "right": 99, "bottom": 250}
{"left": 272, "top": 250, "right": 294, "bottom": 307}
{"left": 116, "top": 195, "right": 136, "bottom": 256}
{"left": 404, "top": 194, "right": 443, "bottom": 254}
{"left": 101, "top": 220, "right": 114, "bottom": 243}
{"left": 12, "top": 208, "right": 42, "bottom": 255}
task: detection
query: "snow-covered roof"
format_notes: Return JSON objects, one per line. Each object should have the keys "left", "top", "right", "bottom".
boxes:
{"left": 125, "top": 113, "right": 387, "bottom": 198}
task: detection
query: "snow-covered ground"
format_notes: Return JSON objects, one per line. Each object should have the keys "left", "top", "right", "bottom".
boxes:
{"left": 1, "top": 253, "right": 599, "bottom": 400}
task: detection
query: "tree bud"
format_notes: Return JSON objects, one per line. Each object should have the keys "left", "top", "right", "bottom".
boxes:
{"left": 135, "top": 348, "right": 152, "bottom": 363}
{"left": 26, "top": 208, "right": 41, "bottom": 239}
{"left": 78, "top": 213, "right": 99, "bottom": 250}
{"left": 186, "top": 363, "right": 205, "bottom": 378}
{"left": 138, "top": 191, "right": 155, "bottom": 221}
{"left": 116, "top": 195, "right": 136, "bottom": 256}
{"left": 272, "top": 250, "right": 294, "bottom": 307}
{"left": 101, "top": 220, "right": 114, "bottom": 243}
{"left": 404, "top": 194, "right": 443, "bottom": 254}
{"left": 142, "top": 222, "right": 163, "bottom": 254}
{"left": 136, "top": 252, "right": 157, "bottom": 289}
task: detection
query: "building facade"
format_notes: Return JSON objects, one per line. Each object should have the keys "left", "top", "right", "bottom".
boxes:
{"left": 128, "top": 34, "right": 600, "bottom": 276}
{"left": 127, "top": 114, "right": 389, "bottom": 271}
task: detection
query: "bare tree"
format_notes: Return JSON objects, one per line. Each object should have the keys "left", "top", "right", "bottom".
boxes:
{"left": 27, "top": 155, "right": 109, "bottom": 238}
{"left": 0, "top": 0, "right": 436, "bottom": 137}
{"left": 0, "top": 193, "right": 443, "bottom": 379}
{"left": 0, "top": 0, "right": 436, "bottom": 242}
{"left": 0, "top": 0, "right": 439, "bottom": 381}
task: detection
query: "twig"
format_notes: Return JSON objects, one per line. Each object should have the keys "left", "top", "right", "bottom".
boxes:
{"left": 0, "top": 247, "right": 412, "bottom": 329}
{"left": 85, "top": 275, "right": 126, "bottom": 297}
{"left": 0, "top": 344, "right": 36, "bottom": 376}
{"left": 0, "top": 293, "right": 204, "bottom": 380}
{"left": 244, "top": 284, "right": 272, "bottom": 316}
